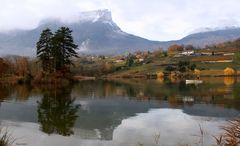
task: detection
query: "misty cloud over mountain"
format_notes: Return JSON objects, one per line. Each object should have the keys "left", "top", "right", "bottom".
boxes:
{"left": 0, "top": 10, "right": 240, "bottom": 56}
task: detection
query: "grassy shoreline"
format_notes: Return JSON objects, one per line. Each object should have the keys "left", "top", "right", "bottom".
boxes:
{"left": 102, "top": 69, "right": 240, "bottom": 80}
{"left": 1, "top": 71, "right": 239, "bottom": 85}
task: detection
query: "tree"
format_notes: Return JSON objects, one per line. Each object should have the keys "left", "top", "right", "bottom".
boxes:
{"left": 36, "top": 28, "right": 53, "bottom": 72}
{"left": 15, "top": 57, "right": 29, "bottom": 77}
{"left": 177, "top": 61, "right": 197, "bottom": 72}
{"left": 126, "top": 53, "right": 135, "bottom": 67}
{"left": 0, "top": 58, "right": 9, "bottom": 77}
{"left": 167, "top": 44, "right": 184, "bottom": 56}
{"left": 178, "top": 61, "right": 189, "bottom": 72}
{"left": 52, "top": 27, "right": 78, "bottom": 71}
{"left": 190, "top": 64, "right": 197, "bottom": 71}
{"left": 36, "top": 27, "right": 79, "bottom": 73}
{"left": 37, "top": 86, "right": 79, "bottom": 136}
{"left": 184, "top": 45, "right": 194, "bottom": 50}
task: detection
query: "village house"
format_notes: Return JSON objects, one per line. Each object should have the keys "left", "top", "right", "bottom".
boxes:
{"left": 114, "top": 56, "right": 125, "bottom": 63}
{"left": 134, "top": 51, "right": 148, "bottom": 62}
{"left": 180, "top": 50, "right": 195, "bottom": 56}
{"left": 224, "top": 53, "right": 235, "bottom": 56}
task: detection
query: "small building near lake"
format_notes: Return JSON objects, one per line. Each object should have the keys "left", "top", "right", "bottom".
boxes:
{"left": 180, "top": 50, "right": 195, "bottom": 56}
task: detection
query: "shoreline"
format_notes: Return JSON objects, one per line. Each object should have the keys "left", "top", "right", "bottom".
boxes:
{"left": 0, "top": 73, "right": 239, "bottom": 85}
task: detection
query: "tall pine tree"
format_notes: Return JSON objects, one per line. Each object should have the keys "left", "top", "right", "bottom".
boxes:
{"left": 52, "top": 27, "right": 78, "bottom": 71}
{"left": 36, "top": 28, "right": 53, "bottom": 72}
{"left": 36, "top": 27, "right": 78, "bottom": 73}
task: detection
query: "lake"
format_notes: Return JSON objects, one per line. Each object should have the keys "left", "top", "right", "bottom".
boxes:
{"left": 0, "top": 77, "right": 240, "bottom": 146}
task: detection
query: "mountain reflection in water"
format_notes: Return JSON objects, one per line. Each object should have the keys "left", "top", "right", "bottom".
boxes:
{"left": 0, "top": 78, "right": 239, "bottom": 146}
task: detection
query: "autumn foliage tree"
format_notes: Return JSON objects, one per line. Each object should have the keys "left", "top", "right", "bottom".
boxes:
{"left": 0, "top": 58, "right": 9, "bottom": 77}
{"left": 167, "top": 44, "right": 184, "bottom": 56}
{"left": 15, "top": 57, "right": 30, "bottom": 77}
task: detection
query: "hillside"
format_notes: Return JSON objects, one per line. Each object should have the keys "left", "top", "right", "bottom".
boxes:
{"left": 174, "top": 27, "right": 240, "bottom": 47}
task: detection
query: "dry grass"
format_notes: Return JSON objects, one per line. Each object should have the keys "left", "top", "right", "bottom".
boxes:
{"left": 200, "top": 70, "right": 224, "bottom": 77}
{"left": 31, "top": 72, "right": 73, "bottom": 85}
{"left": 191, "top": 56, "right": 233, "bottom": 62}
{"left": 213, "top": 119, "right": 240, "bottom": 146}
{"left": 136, "top": 119, "right": 240, "bottom": 146}
{"left": 73, "top": 75, "right": 96, "bottom": 81}
{"left": 136, "top": 133, "right": 160, "bottom": 146}
{"left": 0, "top": 128, "right": 15, "bottom": 146}
{"left": 136, "top": 126, "right": 205, "bottom": 146}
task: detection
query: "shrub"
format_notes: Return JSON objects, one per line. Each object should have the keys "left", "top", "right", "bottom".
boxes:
{"left": 194, "top": 69, "right": 201, "bottom": 75}
{"left": 178, "top": 61, "right": 190, "bottom": 73}
{"left": 190, "top": 64, "right": 196, "bottom": 71}
{"left": 156, "top": 72, "right": 164, "bottom": 78}
{"left": 164, "top": 66, "right": 176, "bottom": 72}
{"left": 178, "top": 61, "right": 190, "bottom": 67}
{"left": 126, "top": 54, "right": 135, "bottom": 67}
{"left": 224, "top": 67, "right": 235, "bottom": 76}
{"left": 179, "top": 66, "right": 186, "bottom": 72}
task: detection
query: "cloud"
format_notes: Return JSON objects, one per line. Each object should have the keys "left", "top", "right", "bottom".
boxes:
{"left": 0, "top": 0, "right": 240, "bottom": 41}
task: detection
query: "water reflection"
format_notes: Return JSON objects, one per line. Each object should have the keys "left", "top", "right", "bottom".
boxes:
{"left": 70, "top": 79, "right": 240, "bottom": 110}
{"left": 0, "top": 78, "right": 239, "bottom": 146}
{"left": 0, "top": 84, "right": 12, "bottom": 101}
{"left": 37, "top": 86, "right": 80, "bottom": 136}
{"left": 233, "top": 83, "right": 240, "bottom": 99}
{"left": 14, "top": 85, "right": 33, "bottom": 101}
{"left": 224, "top": 77, "right": 236, "bottom": 86}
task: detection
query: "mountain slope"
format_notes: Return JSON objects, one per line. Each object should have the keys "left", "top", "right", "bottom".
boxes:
{"left": 175, "top": 27, "right": 240, "bottom": 47}
{"left": 0, "top": 10, "right": 161, "bottom": 56}
{"left": 0, "top": 9, "right": 240, "bottom": 56}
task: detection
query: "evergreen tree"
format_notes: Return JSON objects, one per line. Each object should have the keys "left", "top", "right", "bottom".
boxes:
{"left": 36, "top": 27, "right": 78, "bottom": 73}
{"left": 52, "top": 27, "right": 78, "bottom": 71}
{"left": 36, "top": 28, "right": 53, "bottom": 72}
{"left": 126, "top": 53, "right": 135, "bottom": 67}
{"left": 37, "top": 86, "right": 79, "bottom": 136}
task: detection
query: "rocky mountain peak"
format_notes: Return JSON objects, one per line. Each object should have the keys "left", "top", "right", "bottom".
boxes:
{"left": 78, "top": 9, "right": 112, "bottom": 23}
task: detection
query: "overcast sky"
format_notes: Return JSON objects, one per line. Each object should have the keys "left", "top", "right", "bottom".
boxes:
{"left": 1, "top": 0, "right": 240, "bottom": 41}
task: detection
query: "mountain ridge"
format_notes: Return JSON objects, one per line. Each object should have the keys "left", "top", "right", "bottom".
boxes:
{"left": 0, "top": 9, "right": 240, "bottom": 56}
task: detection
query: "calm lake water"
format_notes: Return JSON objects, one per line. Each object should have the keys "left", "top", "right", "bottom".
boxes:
{"left": 0, "top": 78, "right": 240, "bottom": 146}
